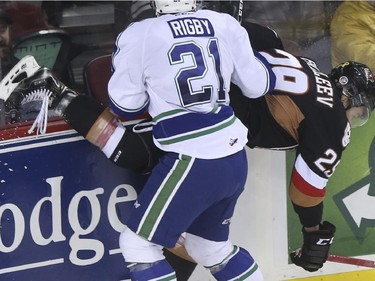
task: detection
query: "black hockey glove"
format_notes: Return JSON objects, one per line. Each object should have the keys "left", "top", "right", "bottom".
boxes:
{"left": 290, "top": 221, "right": 336, "bottom": 272}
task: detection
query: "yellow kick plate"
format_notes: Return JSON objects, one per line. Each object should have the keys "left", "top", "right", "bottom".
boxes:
{"left": 288, "top": 269, "right": 375, "bottom": 281}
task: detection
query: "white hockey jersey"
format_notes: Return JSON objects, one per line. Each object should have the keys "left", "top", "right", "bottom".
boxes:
{"left": 109, "top": 9, "right": 275, "bottom": 159}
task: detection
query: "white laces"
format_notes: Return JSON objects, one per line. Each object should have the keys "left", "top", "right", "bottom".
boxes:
{"left": 132, "top": 120, "right": 154, "bottom": 133}
{"left": 26, "top": 89, "right": 53, "bottom": 135}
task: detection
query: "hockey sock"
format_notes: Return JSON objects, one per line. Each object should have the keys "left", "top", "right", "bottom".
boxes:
{"left": 128, "top": 259, "right": 176, "bottom": 281}
{"left": 211, "top": 246, "right": 264, "bottom": 281}
{"left": 163, "top": 249, "right": 197, "bottom": 281}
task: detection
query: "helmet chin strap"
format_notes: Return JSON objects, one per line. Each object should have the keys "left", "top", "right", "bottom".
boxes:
{"left": 369, "top": 95, "right": 375, "bottom": 111}
{"left": 340, "top": 94, "right": 350, "bottom": 110}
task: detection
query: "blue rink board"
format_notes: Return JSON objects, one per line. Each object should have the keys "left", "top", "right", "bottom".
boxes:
{"left": 0, "top": 130, "right": 148, "bottom": 281}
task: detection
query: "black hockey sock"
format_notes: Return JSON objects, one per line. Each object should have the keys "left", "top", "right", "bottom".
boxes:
{"left": 163, "top": 249, "right": 197, "bottom": 281}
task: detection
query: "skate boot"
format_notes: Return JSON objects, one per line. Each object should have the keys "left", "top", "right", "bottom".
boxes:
{"left": 6, "top": 67, "right": 70, "bottom": 110}
{"left": 7, "top": 67, "right": 78, "bottom": 134}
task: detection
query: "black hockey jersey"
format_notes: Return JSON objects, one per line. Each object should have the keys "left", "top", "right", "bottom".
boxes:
{"left": 230, "top": 48, "right": 350, "bottom": 209}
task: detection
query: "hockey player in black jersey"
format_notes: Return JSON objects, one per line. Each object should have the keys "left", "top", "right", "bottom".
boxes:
{"left": 231, "top": 55, "right": 375, "bottom": 272}
{"left": 3, "top": 2, "right": 375, "bottom": 280}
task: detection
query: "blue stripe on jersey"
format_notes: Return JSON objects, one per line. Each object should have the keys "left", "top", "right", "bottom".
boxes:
{"left": 109, "top": 96, "right": 149, "bottom": 119}
{"left": 254, "top": 50, "right": 276, "bottom": 93}
{"left": 167, "top": 17, "right": 214, "bottom": 38}
{"left": 152, "top": 105, "right": 236, "bottom": 144}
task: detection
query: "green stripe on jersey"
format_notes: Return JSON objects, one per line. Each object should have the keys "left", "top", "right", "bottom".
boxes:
{"left": 158, "top": 115, "right": 236, "bottom": 145}
{"left": 138, "top": 155, "right": 193, "bottom": 238}
{"left": 155, "top": 272, "right": 177, "bottom": 281}
{"left": 153, "top": 109, "right": 186, "bottom": 122}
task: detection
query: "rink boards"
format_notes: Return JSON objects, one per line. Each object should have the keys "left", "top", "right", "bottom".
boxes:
{"left": 0, "top": 121, "right": 146, "bottom": 281}
{"left": 1, "top": 118, "right": 375, "bottom": 281}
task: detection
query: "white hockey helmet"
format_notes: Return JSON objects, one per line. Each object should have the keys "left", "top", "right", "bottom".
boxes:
{"left": 152, "top": 0, "right": 197, "bottom": 15}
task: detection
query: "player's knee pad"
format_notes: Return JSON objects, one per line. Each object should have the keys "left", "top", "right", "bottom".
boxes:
{"left": 211, "top": 246, "right": 264, "bottom": 281}
{"left": 119, "top": 226, "right": 165, "bottom": 263}
{"left": 184, "top": 233, "right": 233, "bottom": 267}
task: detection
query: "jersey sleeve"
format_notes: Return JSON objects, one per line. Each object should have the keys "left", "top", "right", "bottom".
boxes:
{"left": 289, "top": 120, "right": 350, "bottom": 226}
{"left": 243, "top": 22, "right": 284, "bottom": 51}
{"left": 228, "top": 17, "right": 276, "bottom": 98}
{"left": 108, "top": 23, "right": 150, "bottom": 119}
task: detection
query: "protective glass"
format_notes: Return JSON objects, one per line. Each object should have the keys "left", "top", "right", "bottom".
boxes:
{"left": 346, "top": 93, "right": 372, "bottom": 128}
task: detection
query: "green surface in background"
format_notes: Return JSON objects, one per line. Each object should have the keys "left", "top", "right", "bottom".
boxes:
{"left": 287, "top": 115, "right": 375, "bottom": 257}
{"left": 14, "top": 37, "right": 62, "bottom": 69}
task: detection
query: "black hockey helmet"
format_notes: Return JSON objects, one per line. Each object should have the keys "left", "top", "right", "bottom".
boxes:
{"left": 329, "top": 61, "right": 375, "bottom": 127}
{"left": 201, "top": 0, "right": 243, "bottom": 23}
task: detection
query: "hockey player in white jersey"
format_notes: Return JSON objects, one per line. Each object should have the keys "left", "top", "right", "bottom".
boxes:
{"left": 105, "top": 1, "right": 275, "bottom": 280}
{"left": 1, "top": 1, "right": 276, "bottom": 280}
{"left": 109, "top": 2, "right": 274, "bottom": 156}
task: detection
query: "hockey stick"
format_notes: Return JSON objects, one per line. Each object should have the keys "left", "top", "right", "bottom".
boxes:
{"left": 327, "top": 254, "right": 375, "bottom": 268}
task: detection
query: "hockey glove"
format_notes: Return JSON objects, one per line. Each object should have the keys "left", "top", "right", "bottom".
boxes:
{"left": 290, "top": 221, "right": 336, "bottom": 272}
